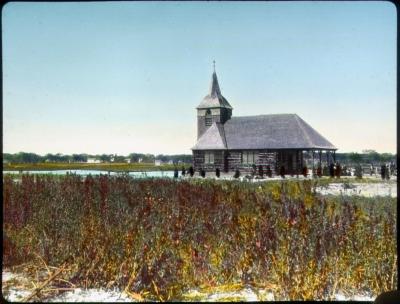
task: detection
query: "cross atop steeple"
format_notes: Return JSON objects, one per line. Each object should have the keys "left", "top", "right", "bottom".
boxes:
{"left": 213, "top": 60, "right": 216, "bottom": 73}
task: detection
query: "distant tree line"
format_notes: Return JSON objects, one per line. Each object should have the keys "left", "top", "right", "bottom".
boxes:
{"left": 3, "top": 152, "right": 192, "bottom": 164}
{"left": 335, "top": 150, "right": 396, "bottom": 165}
{"left": 3, "top": 150, "right": 395, "bottom": 165}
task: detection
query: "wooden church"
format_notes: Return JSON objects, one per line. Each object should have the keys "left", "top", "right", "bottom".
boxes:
{"left": 191, "top": 66, "right": 337, "bottom": 175}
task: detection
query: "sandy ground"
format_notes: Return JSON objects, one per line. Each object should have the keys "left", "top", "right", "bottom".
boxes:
{"left": 316, "top": 182, "right": 397, "bottom": 197}
{"left": 2, "top": 270, "right": 375, "bottom": 302}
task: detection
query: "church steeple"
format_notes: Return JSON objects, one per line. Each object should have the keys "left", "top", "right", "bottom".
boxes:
{"left": 209, "top": 71, "right": 221, "bottom": 96}
{"left": 197, "top": 62, "right": 232, "bottom": 110}
{"left": 196, "top": 62, "right": 233, "bottom": 139}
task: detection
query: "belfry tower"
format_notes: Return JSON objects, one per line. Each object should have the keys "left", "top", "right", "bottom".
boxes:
{"left": 196, "top": 62, "right": 233, "bottom": 139}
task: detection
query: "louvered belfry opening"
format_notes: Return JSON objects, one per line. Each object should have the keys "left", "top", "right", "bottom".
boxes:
{"left": 205, "top": 109, "right": 212, "bottom": 126}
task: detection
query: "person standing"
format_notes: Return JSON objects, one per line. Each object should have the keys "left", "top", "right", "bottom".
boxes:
{"left": 258, "top": 165, "right": 264, "bottom": 178}
{"left": 280, "top": 165, "right": 286, "bottom": 178}
{"left": 317, "top": 166, "right": 322, "bottom": 178}
{"left": 380, "top": 164, "right": 386, "bottom": 180}
{"left": 335, "top": 162, "right": 341, "bottom": 178}
{"left": 385, "top": 164, "right": 390, "bottom": 180}
{"left": 189, "top": 166, "right": 194, "bottom": 177}
{"left": 329, "top": 163, "right": 335, "bottom": 178}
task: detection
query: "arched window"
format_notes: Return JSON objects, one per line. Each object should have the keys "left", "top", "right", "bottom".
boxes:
{"left": 205, "top": 109, "right": 212, "bottom": 126}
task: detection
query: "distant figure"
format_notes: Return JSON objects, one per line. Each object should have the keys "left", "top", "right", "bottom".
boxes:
{"left": 234, "top": 169, "right": 240, "bottom": 179}
{"left": 173, "top": 167, "right": 179, "bottom": 178}
{"left": 385, "top": 164, "right": 390, "bottom": 180}
{"left": 329, "top": 163, "right": 335, "bottom": 178}
{"left": 189, "top": 166, "right": 194, "bottom": 177}
{"left": 380, "top": 164, "right": 386, "bottom": 180}
{"left": 390, "top": 162, "right": 396, "bottom": 176}
{"left": 200, "top": 168, "right": 206, "bottom": 178}
{"left": 258, "top": 165, "right": 264, "bottom": 178}
{"left": 322, "top": 165, "right": 329, "bottom": 176}
{"left": 216, "top": 168, "right": 220, "bottom": 178}
{"left": 302, "top": 166, "right": 308, "bottom": 177}
{"left": 317, "top": 166, "right": 322, "bottom": 178}
{"left": 181, "top": 166, "right": 186, "bottom": 176}
{"left": 279, "top": 165, "right": 286, "bottom": 178}
{"left": 251, "top": 164, "right": 257, "bottom": 177}
{"left": 266, "top": 165, "right": 272, "bottom": 178}
{"left": 355, "top": 164, "right": 363, "bottom": 179}
{"left": 335, "top": 163, "right": 341, "bottom": 178}
{"left": 370, "top": 164, "right": 373, "bottom": 176}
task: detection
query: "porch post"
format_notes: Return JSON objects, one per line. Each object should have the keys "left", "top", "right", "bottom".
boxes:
{"left": 312, "top": 150, "right": 315, "bottom": 171}
{"left": 319, "top": 150, "right": 322, "bottom": 168}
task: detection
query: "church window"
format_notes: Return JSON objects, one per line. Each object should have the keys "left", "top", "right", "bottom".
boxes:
{"left": 205, "top": 109, "right": 212, "bottom": 126}
{"left": 205, "top": 151, "right": 214, "bottom": 164}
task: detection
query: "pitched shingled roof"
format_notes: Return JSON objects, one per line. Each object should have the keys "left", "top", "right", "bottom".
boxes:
{"left": 196, "top": 72, "right": 233, "bottom": 110}
{"left": 192, "top": 122, "right": 227, "bottom": 150}
{"left": 192, "top": 114, "right": 336, "bottom": 150}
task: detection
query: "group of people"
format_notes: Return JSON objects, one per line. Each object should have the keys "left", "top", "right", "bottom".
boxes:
{"left": 174, "top": 162, "right": 396, "bottom": 180}
{"left": 173, "top": 166, "right": 194, "bottom": 178}
{"left": 379, "top": 163, "right": 394, "bottom": 180}
{"left": 367, "top": 163, "right": 395, "bottom": 180}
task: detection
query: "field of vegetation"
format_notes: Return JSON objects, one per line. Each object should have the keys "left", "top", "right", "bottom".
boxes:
{"left": 3, "top": 162, "right": 184, "bottom": 172}
{"left": 2, "top": 174, "right": 397, "bottom": 301}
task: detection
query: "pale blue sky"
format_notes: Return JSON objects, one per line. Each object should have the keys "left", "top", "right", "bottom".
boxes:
{"left": 3, "top": 1, "right": 396, "bottom": 155}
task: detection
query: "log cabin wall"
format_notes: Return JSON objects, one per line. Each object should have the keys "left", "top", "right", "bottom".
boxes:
{"left": 256, "top": 151, "right": 278, "bottom": 175}
{"left": 193, "top": 150, "right": 225, "bottom": 172}
{"left": 227, "top": 150, "right": 278, "bottom": 175}
{"left": 227, "top": 151, "right": 242, "bottom": 171}
{"left": 193, "top": 150, "right": 204, "bottom": 171}
{"left": 202, "top": 150, "right": 224, "bottom": 171}
{"left": 193, "top": 150, "right": 303, "bottom": 175}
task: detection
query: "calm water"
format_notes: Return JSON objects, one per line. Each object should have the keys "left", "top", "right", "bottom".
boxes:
{"left": 2, "top": 170, "right": 181, "bottom": 178}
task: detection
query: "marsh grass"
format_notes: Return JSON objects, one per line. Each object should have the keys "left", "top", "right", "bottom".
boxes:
{"left": 3, "top": 174, "right": 397, "bottom": 301}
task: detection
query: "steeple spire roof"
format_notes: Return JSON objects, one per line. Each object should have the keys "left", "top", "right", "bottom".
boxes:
{"left": 197, "top": 63, "right": 233, "bottom": 110}
{"left": 209, "top": 71, "right": 221, "bottom": 96}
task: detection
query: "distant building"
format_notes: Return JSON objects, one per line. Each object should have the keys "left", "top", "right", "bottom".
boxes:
{"left": 124, "top": 158, "right": 131, "bottom": 164}
{"left": 155, "top": 159, "right": 174, "bottom": 166}
{"left": 192, "top": 67, "right": 337, "bottom": 174}
{"left": 87, "top": 158, "right": 101, "bottom": 164}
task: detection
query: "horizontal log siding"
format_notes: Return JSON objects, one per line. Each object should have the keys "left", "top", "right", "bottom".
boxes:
{"left": 193, "top": 150, "right": 303, "bottom": 175}
{"left": 193, "top": 150, "right": 204, "bottom": 172}
{"left": 193, "top": 150, "right": 225, "bottom": 172}
{"left": 227, "top": 151, "right": 242, "bottom": 172}
{"left": 256, "top": 151, "right": 278, "bottom": 175}
{"left": 227, "top": 150, "right": 278, "bottom": 175}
